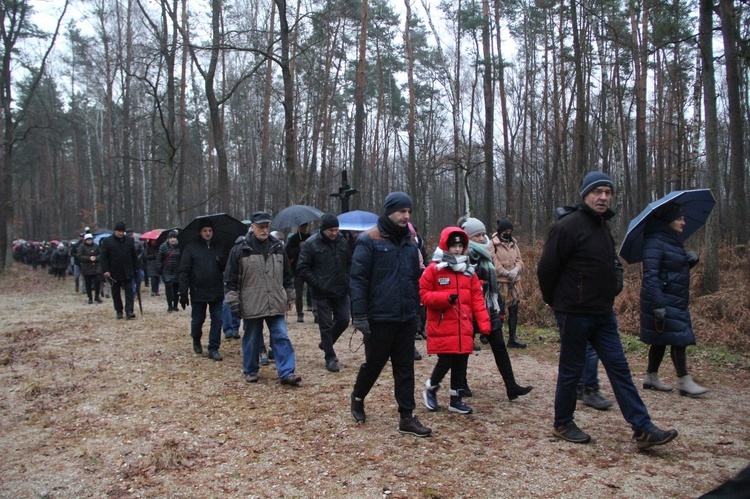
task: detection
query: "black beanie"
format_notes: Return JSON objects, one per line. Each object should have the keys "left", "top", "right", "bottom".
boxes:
{"left": 655, "top": 203, "right": 684, "bottom": 223}
{"left": 383, "top": 191, "right": 413, "bottom": 216}
{"left": 580, "top": 171, "right": 615, "bottom": 198}
{"left": 496, "top": 218, "right": 514, "bottom": 234}
{"left": 320, "top": 213, "right": 339, "bottom": 231}
{"left": 199, "top": 218, "right": 214, "bottom": 229}
{"left": 114, "top": 221, "right": 127, "bottom": 231}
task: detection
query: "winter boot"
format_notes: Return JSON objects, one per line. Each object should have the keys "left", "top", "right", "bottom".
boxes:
{"left": 507, "top": 334, "right": 527, "bottom": 348}
{"left": 643, "top": 372, "right": 673, "bottom": 392}
{"left": 677, "top": 375, "right": 708, "bottom": 397}
{"left": 507, "top": 384, "right": 533, "bottom": 401}
{"left": 580, "top": 387, "right": 613, "bottom": 410}
{"left": 423, "top": 380, "right": 440, "bottom": 411}
{"left": 448, "top": 390, "right": 473, "bottom": 414}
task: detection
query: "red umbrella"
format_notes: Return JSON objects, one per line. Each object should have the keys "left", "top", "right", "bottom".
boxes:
{"left": 139, "top": 229, "right": 165, "bottom": 241}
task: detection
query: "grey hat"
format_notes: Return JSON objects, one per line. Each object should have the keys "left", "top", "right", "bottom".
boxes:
{"left": 461, "top": 217, "right": 486, "bottom": 238}
{"left": 383, "top": 191, "right": 413, "bottom": 216}
{"left": 580, "top": 171, "right": 615, "bottom": 198}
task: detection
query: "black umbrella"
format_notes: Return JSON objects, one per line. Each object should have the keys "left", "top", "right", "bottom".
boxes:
{"left": 155, "top": 226, "right": 182, "bottom": 248}
{"left": 178, "top": 214, "right": 246, "bottom": 257}
{"left": 271, "top": 205, "right": 324, "bottom": 230}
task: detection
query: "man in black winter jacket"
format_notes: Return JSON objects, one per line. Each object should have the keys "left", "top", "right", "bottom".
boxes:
{"left": 100, "top": 221, "right": 139, "bottom": 319}
{"left": 179, "top": 219, "right": 226, "bottom": 361}
{"left": 297, "top": 213, "right": 351, "bottom": 373}
{"left": 537, "top": 171, "right": 677, "bottom": 450}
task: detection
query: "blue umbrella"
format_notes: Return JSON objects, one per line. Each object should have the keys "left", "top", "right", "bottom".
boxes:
{"left": 337, "top": 210, "right": 378, "bottom": 231}
{"left": 93, "top": 233, "right": 111, "bottom": 246}
{"left": 619, "top": 189, "right": 716, "bottom": 264}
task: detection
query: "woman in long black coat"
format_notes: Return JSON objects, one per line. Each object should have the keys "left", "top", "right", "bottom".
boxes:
{"left": 157, "top": 230, "right": 182, "bottom": 312}
{"left": 639, "top": 202, "right": 708, "bottom": 397}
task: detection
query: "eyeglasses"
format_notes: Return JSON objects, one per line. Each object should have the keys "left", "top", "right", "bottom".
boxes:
{"left": 591, "top": 188, "right": 613, "bottom": 197}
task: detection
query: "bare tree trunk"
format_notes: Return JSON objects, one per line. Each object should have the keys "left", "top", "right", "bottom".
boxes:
{"left": 570, "top": 0, "right": 587, "bottom": 184}
{"left": 351, "top": 0, "right": 367, "bottom": 210}
{"left": 631, "top": 0, "right": 649, "bottom": 215}
{"left": 405, "top": 0, "right": 417, "bottom": 204}
{"left": 700, "top": 0, "right": 721, "bottom": 293}
{"left": 494, "top": 0, "right": 512, "bottom": 221}
{"left": 481, "top": 0, "right": 494, "bottom": 226}
{"left": 275, "top": 0, "right": 298, "bottom": 204}
{"left": 718, "top": 0, "right": 748, "bottom": 245}
{"left": 259, "top": 0, "right": 276, "bottom": 210}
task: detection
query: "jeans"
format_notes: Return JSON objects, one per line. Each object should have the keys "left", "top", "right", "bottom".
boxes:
{"left": 315, "top": 295, "right": 351, "bottom": 361}
{"left": 352, "top": 319, "right": 417, "bottom": 417}
{"left": 242, "top": 315, "right": 296, "bottom": 378}
{"left": 191, "top": 300, "right": 223, "bottom": 352}
{"left": 580, "top": 343, "right": 600, "bottom": 389}
{"left": 222, "top": 300, "right": 241, "bottom": 337}
{"left": 554, "top": 311, "right": 652, "bottom": 433}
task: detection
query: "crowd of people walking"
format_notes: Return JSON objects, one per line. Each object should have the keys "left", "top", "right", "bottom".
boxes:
{"left": 14, "top": 171, "right": 720, "bottom": 451}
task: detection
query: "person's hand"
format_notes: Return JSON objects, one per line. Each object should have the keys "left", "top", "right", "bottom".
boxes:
{"left": 653, "top": 308, "right": 666, "bottom": 321}
{"left": 507, "top": 267, "right": 520, "bottom": 281}
{"left": 180, "top": 294, "right": 189, "bottom": 310}
{"left": 448, "top": 294, "right": 458, "bottom": 304}
{"left": 230, "top": 302, "right": 241, "bottom": 318}
{"left": 353, "top": 316, "right": 370, "bottom": 343}
{"left": 686, "top": 251, "right": 699, "bottom": 267}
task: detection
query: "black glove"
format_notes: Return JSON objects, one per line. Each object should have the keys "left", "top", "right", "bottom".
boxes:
{"left": 653, "top": 308, "right": 666, "bottom": 321}
{"left": 180, "top": 294, "right": 189, "bottom": 310}
{"left": 448, "top": 294, "right": 458, "bottom": 305}
{"left": 353, "top": 316, "right": 371, "bottom": 343}
{"left": 686, "top": 251, "right": 699, "bottom": 267}
{"left": 230, "top": 301, "right": 241, "bottom": 318}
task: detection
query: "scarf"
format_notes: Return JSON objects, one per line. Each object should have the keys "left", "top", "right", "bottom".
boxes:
{"left": 378, "top": 214, "right": 410, "bottom": 240}
{"left": 432, "top": 248, "right": 475, "bottom": 277}
{"left": 467, "top": 237, "right": 500, "bottom": 312}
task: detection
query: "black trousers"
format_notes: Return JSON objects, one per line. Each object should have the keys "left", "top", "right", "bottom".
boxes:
{"left": 164, "top": 280, "right": 179, "bottom": 309}
{"left": 647, "top": 344, "right": 688, "bottom": 377}
{"left": 110, "top": 278, "right": 134, "bottom": 315}
{"left": 352, "top": 319, "right": 417, "bottom": 417}
{"left": 429, "top": 353, "right": 470, "bottom": 392}
{"left": 315, "top": 295, "right": 351, "bottom": 361}
{"left": 83, "top": 274, "right": 101, "bottom": 300}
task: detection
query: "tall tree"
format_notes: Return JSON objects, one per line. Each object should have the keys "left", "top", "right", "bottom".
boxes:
{"left": 0, "top": 0, "right": 68, "bottom": 268}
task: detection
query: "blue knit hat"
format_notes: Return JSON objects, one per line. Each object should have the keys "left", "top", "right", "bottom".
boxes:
{"left": 383, "top": 191, "right": 413, "bottom": 216}
{"left": 580, "top": 171, "right": 615, "bottom": 198}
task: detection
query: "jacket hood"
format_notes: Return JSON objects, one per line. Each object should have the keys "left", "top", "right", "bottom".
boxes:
{"left": 438, "top": 226, "right": 469, "bottom": 253}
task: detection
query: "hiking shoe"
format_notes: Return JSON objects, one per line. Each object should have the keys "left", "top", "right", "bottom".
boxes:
{"left": 448, "top": 398, "right": 473, "bottom": 414}
{"left": 398, "top": 415, "right": 431, "bottom": 437}
{"left": 351, "top": 395, "right": 366, "bottom": 423}
{"left": 280, "top": 375, "right": 302, "bottom": 386}
{"left": 552, "top": 421, "right": 591, "bottom": 444}
{"left": 207, "top": 350, "right": 223, "bottom": 361}
{"left": 326, "top": 359, "right": 340, "bottom": 372}
{"left": 244, "top": 374, "right": 259, "bottom": 383}
{"left": 423, "top": 380, "right": 439, "bottom": 411}
{"left": 634, "top": 426, "right": 678, "bottom": 449}
{"left": 259, "top": 351, "right": 270, "bottom": 366}
{"left": 581, "top": 387, "right": 613, "bottom": 410}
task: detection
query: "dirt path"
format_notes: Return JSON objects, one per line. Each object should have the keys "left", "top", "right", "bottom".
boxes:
{"left": 1, "top": 266, "right": 748, "bottom": 498}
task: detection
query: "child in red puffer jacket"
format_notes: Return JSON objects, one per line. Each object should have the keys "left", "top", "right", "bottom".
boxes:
{"left": 420, "top": 226, "right": 491, "bottom": 414}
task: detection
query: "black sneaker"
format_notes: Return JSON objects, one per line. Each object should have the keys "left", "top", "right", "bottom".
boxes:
{"left": 280, "top": 375, "right": 302, "bottom": 386}
{"left": 116, "top": 312, "right": 124, "bottom": 320}
{"left": 552, "top": 421, "right": 591, "bottom": 444}
{"left": 208, "top": 350, "right": 223, "bottom": 361}
{"left": 398, "top": 415, "right": 431, "bottom": 437}
{"left": 351, "top": 394, "right": 366, "bottom": 423}
{"left": 633, "top": 426, "right": 678, "bottom": 449}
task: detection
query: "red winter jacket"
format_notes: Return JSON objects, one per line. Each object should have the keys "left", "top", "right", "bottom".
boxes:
{"left": 420, "top": 227, "right": 491, "bottom": 355}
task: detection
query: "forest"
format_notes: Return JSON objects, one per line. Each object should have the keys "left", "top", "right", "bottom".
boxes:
{"left": 1, "top": 0, "right": 748, "bottom": 272}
